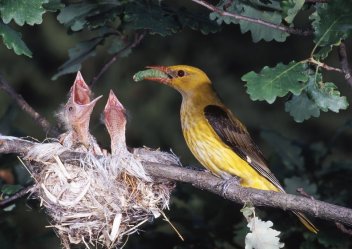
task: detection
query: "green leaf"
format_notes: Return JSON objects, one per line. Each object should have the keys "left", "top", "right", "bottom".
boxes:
{"left": 311, "top": 1, "right": 352, "bottom": 47}
{"left": 0, "top": 21, "right": 32, "bottom": 57}
{"left": 240, "top": 205, "right": 255, "bottom": 220}
{"left": 210, "top": 1, "right": 289, "bottom": 42}
{"left": 43, "top": 0, "right": 65, "bottom": 12}
{"left": 281, "top": 0, "right": 305, "bottom": 23}
{"left": 260, "top": 130, "right": 304, "bottom": 170}
{"left": 313, "top": 45, "right": 333, "bottom": 60}
{"left": 284, "top": 73, "right": 348, "bottom": 122}
{"left": 308, "top": 76, "right": 349, "bottom": 113}
{"left": 86, "top": 6, "right": 122, "bottom": 30}
{"left": 57, "top": 3, "right": 123, "bottom": 31}
{"left": 52, "top": 37, "right": 104, "bottom": 80}
{"left": 242, "top": 61, "right": 308, "bottom": 104}
{"left": 124, "top": 1, "right": 221, "bottom": 36}
{"left": 239, "top": 5, "right": 289, "bottom": 42}
{"left": 1, "top": 184, "right": 23, "bottom": 195}
{"left": 177, "top": 8, "right": 221, "bottom": 35}
{"left": 57, "top": 3, "right": 95, "bottom": 31}
{"left": 0, "top": 0, "right": 48, "bottom": 26}
{"left": 123, "top": 2, "right": 179, "bottom": 36}
{"left": 209, "top": 0, "right": 237, "bottom": 25}
{"left": 285, "top": 92, "right": 320, "bottom": 122}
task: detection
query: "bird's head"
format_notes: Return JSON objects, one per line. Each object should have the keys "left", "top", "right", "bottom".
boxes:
{"left": 65, "top": 71, "right": 102, "bottom": 127}
{"left": 134, "top": 65, "right": 212, "bottom": 96}
{"left": 104, "top": 90, "right": 127, "bottom": 139}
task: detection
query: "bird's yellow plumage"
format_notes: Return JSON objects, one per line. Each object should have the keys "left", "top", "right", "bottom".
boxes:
{"left": 137, "top": 65, "right": 318, "bottom": 233}
{"left": 180, "top": 88, "right": 278, "bottom": 191}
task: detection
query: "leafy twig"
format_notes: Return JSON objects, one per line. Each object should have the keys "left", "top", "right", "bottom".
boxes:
{"left": 90, "top": 32, "right": 146, "bottom": 87}
{"left": 0, "top": 75, "right": 59, "bottom": 137}
{"left": 0, "top": 185, "right": 35, "bottom": 209}
{"left": 190, "top": 0, "right": 313, "bottom": 36}
{"left": 1, "top": 135, "right": 352, "bottom": 227}
{"left": 308, "top": 57, "right": 343, "bottom": 73}
{"left": 338, "top": 42, "right": 352, "bottom": 87}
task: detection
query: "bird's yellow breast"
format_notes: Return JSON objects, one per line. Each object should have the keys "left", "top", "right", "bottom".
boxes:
{"left": 180, "top": 92, "right": 278, "bottom": 192}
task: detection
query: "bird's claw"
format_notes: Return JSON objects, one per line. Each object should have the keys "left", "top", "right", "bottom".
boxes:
{"left": 217, "top": 175, "right": 241, "bottom": 197}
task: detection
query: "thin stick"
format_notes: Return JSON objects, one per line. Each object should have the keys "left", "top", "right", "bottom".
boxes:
{"left": 190, "top": 0, "right": 312, "bottom": 36}
{"left": 0, "top": 185, "right": 34, "bottom": 208}
{"left": 159, "top": 209, "right": 184, "bottom": 241}
{"left": 336, "top": 222, "right": 352, "bottom": 236}
{"left": 90, "top": 32, "right": 146, "bottom": 87}
{"left": 338, "top": 42, "right": 352, "bottom": 87}
{"left": 308, "top": 57, "right": 343, "bottom": 73}
{"left": 0, "top": 75, "right": 59, "bottom": 137}
{"left": 296, "top": 188, "right": 314, "bottom": 199}
{"left": 119, "top": 219, "right": 149, "bottom": 236}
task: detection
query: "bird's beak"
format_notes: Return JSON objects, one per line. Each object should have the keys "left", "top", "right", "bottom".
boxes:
{"left": 104, "top": 90, "right": 126, "bottom": 138}
{"left": 72, "top": 71, "right": 91, "bottom": 105}
{"left": 104, "top": 90, "right": 125, "bottom": 114}
{"left": 74, "top": 95, "right": 103, "bottom": 124}
{"left": 89, "top": 95, "right": 103, "bottom": 106}
{"left": 133, "top": 66, "right": 172, "bottom": 84}
{"left": 146, "top": 65, "right": 168, "bottom": 71}
{"left": 71, "top": 71, "right": 102, "bottom": 111}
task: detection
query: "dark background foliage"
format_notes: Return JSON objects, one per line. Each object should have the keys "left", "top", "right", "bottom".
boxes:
{"left": 1, "top": 0, "right": 352, "bottom": 248}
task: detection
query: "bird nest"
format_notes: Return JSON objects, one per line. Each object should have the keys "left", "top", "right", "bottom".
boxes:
{"left": 23, "top": 142, "right": 178, "bottom": 248}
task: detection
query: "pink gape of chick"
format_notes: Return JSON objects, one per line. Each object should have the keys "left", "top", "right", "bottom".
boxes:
{"left": 60, "top": 72, "right": 103, "bottom": 155}
{"left": 104, "top": 90, "right": 128, "bottom": 155}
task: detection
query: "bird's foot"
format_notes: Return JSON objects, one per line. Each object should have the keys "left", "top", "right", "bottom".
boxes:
{"left": 217, "top": 174, "right": 241, "bottom": 197}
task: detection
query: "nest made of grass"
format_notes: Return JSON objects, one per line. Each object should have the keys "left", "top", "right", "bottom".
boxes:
{"left": 24, "top": 142, "right": 178, "bottom": 249}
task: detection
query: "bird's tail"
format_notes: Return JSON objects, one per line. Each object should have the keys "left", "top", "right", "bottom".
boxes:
{"left": 292, "top": 211, "right": 319, "bottom": 234}
{"left": 276, "top": 188, "right": 318, "bottom": 233}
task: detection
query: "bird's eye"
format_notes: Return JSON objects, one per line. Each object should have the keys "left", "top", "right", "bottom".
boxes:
{"left": 177, "top": 70, "right": 185, "bottom": 77}
{"left": 68, "top": 106, "right": 73, "bottom": 112}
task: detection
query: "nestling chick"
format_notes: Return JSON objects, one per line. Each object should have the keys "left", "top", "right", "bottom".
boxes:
{"left": 104, "top": 90, "right": 128, "bottom": 155}
{"left": 103, "top": 90, "right": 178, "bottom": 180}
{"left": 59, "top": 71, "right": 103, "bottom": 155}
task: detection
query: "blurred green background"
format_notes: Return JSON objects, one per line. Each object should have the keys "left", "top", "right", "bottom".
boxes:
{"left": 1, "top": 5, "right": 352, "bottom": 249}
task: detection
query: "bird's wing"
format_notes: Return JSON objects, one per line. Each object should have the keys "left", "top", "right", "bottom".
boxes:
{"left": 204, "top": 105, "right": 284, "bottom": 192}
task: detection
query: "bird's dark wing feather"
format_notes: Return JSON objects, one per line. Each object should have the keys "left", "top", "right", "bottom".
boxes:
{"left": 204, "top": 105, "right": 284, "bottom": 191}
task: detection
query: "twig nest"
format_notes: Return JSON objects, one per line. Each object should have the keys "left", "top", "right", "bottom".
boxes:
{"left": 24, "top": 142, "right": 178, "bottom": 248}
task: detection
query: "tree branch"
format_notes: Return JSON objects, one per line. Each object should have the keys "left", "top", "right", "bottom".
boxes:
{"left": 190, "top": 0, "right": 313, "bottom": 36}
{"left": 0, "top": 75, "right": 59, "bottom": 137}
{"left": 0, "top": 185, "right": 35, "bottom": 209}
{"left": 0, "top": 135, "right": 352, "bottom": 227}
{"left": 338, "top": 42, "right": 352, "bottom": 87}
{"left": 90, "top": 32, "right": 146, "bottom": 87}
{"left": 144, "top": 162, "right": 352, "bottom": 226}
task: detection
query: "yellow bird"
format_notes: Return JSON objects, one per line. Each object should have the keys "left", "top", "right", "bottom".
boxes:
{"left": 135, "top": 65, "right": 318, "bottom": 233}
